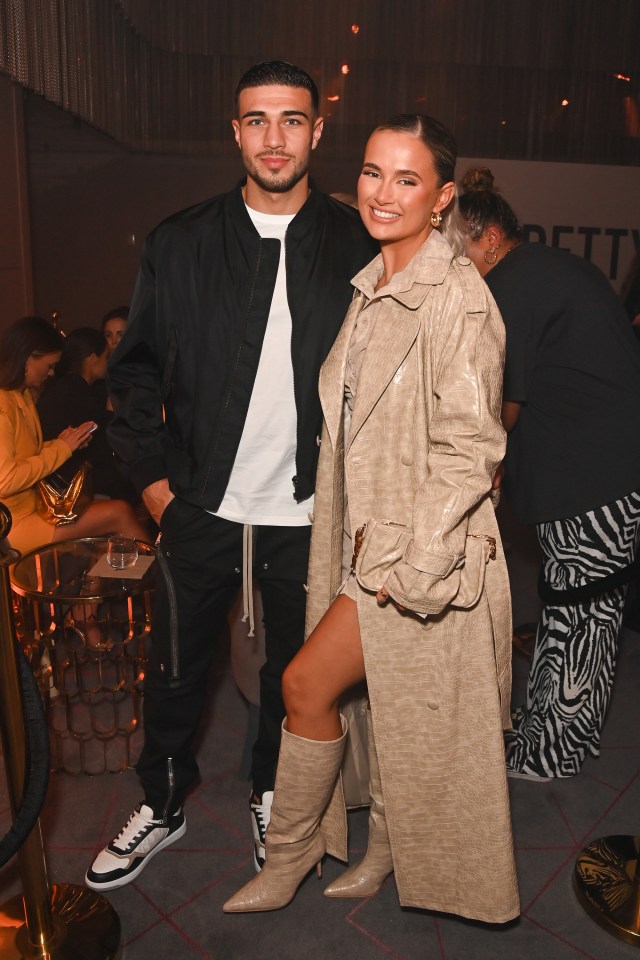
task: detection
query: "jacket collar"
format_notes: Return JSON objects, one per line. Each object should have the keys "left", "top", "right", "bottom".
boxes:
{"left": 352, "top": 229, "right": 453, "bottom": 309}
{"left": 228, "top": 179, "right": 325, "bottom": 240}
{"left": 321, "top": 231, "right": 455, "bottom": 452}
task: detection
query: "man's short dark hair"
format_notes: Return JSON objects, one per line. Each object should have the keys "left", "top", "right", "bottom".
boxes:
{"left": 235, "top": 61, "right": 319, "bottom": 115}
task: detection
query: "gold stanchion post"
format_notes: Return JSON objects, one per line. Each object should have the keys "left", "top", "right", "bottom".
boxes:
{"left": 0, "top": 504, "right": 120, "bottom": 959}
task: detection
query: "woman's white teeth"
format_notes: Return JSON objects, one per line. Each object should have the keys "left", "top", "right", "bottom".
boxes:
{"left": 373, "top": 208, "right": 398, "bottom": 219}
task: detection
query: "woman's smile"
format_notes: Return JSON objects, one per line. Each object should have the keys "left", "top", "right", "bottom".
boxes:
{"left": 357, "top": 128, "right": 454, "bottom": 274}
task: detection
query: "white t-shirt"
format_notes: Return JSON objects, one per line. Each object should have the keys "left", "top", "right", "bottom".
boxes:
{"left": 212, "top": 205, "right": 312, "bottom": 526}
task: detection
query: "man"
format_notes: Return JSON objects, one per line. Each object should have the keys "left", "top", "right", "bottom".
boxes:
{"left": 85, "top": 61, "right": 377, "bottom": 891}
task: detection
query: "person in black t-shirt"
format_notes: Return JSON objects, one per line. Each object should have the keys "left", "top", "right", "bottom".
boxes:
{"left": 459, "top": 167, "right": 640, "bottom": 781}
{"left": 623, "top": 254, "right": 640, "bottom": 344}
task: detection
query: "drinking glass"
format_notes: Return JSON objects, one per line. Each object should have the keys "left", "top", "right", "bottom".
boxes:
{"left": 106, "top": 535, "right": 138, "bottom": 570}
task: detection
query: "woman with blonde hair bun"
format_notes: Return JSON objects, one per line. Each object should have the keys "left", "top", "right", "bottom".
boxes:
{"left": 459, "top": 168, "right": 640, "bottom": 781}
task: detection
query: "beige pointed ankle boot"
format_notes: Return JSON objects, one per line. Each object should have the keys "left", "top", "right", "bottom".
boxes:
{"left": 223, "top": 717, "right": 347, "bottom": 913}
{"left": 324, "top": 710, "right": 393, "bottom": 898}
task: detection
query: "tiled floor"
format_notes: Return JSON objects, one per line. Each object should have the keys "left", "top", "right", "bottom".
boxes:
{"left": 2, "top": 509, "right": 640, "bottom": 960}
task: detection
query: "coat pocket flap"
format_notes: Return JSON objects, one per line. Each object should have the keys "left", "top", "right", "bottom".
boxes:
{"left": 403, "top": 541, "right": 462, "bottom": 577}
{"left": 354, "top": 519, "right": 412, "bottom": 592}
{"left": 354, "top": 518, "right": 496, "bottom": 609}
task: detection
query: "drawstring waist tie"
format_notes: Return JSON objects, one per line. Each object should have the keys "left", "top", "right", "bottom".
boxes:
{"left": 241, "top": 523, "right": 255, "bottom": 637}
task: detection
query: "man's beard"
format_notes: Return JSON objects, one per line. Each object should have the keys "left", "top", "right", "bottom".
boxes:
{"left": 243, "top": 152, "right": 311, "bottom": 194}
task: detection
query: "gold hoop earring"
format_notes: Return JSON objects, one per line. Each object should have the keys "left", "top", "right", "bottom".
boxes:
{"left": 484, "top": 246, "right": 499, "bottom": 266}
{"left": 430, "top": 210, "right": 442, "bottom": 228}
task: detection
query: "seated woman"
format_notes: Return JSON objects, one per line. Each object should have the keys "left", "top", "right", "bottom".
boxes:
{"left": 223, "top": 115, "right": 518, "bottom": 923}
{"left": 37, "top": 327, "right": 137, "bottom": 503}
{"left": 0, "top": 316, "right": 148, "bottom": 557}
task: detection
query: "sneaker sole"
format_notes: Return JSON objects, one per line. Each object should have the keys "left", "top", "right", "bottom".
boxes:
{"left": 84, "top": 817, "right": 187, "bottom": 891}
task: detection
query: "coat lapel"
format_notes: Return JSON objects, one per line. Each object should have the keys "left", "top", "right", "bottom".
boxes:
{"left": 346, "top": 302, "right": 421, "bottom": 450}
{"left": 321, "top": 231, "right": 452, "bottom": 453}
{"left": 319, "top": 294, "right": 361, "bottom": 449}
{"left": 17, "top": 389, "right": 42, "bottom": 449}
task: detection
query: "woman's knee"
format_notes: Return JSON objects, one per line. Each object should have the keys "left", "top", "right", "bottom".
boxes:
{"left": 282, "top": 656, "right": 319, "bottom": 716}
{"left": 100, "top": 499, "right": 143, "bottom": 535}
{"left": 105, "top": 499, "right": 134, "bottom": 522}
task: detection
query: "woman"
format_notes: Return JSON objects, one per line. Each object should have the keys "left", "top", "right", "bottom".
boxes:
{"left": 101, "top": 306, "right": 129, "bottom": 357}
{"left": 224, "top": 117, "right": 519, "bottom": 922}
{"left": 0, "top": 316, "right": 147, "bottom": 556}
{"left": 459, "top": 168, "right": 640, "bottom": 780}
{"left": 38, "top": 327, "right": 137, "bottom": 502}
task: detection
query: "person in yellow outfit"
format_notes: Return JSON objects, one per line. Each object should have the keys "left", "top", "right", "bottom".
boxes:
{"left": 0, "top": 315, "right": 147, "bottom": 555}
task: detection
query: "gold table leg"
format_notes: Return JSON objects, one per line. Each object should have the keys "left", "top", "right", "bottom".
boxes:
{"left": 0, "top": 504, "right": 120, "bottom": 958}
{"left": 574, "top": 835, "right": 640, "bottom": 947}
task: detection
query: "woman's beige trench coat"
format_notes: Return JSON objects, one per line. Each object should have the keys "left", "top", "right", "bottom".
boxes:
{"left": 306, "top": 231, "right": 520, "bottom": 923}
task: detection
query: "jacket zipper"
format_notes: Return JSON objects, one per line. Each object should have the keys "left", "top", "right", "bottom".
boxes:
{"left": 284, "top": 229, "right": 301, "bottom": 501}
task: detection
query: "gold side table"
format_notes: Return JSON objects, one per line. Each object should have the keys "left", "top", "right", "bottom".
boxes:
{"left": 10, "top": 536, "right": 155, "bottom": 775}
{"left": 0, "top": 507, "right": 121, "bottom": 958}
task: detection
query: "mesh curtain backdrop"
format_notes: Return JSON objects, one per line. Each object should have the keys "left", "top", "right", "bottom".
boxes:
{"left": 0, "top": 0, "right": 639, "bottom": 163}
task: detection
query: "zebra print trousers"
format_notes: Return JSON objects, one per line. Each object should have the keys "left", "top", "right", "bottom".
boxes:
{"left": 505, "top": 488, "right": 640, "bottom": 778}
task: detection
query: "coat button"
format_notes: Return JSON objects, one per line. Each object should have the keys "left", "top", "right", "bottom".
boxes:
{"left": 458, "top": 256, "right": 471, "bottom": 265}
{"left": 427, "top": 700, "right": 439, "bottom": 711}
{"left": 401, "top": 454, "right": 413, "bottom": 465}
{"left": 316, "top": 435, "right": 321, "bottom": 446}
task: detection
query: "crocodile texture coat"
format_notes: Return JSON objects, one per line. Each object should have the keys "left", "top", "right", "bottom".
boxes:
{"left": 306, "top": 231, "right": 520, "bottom": 923}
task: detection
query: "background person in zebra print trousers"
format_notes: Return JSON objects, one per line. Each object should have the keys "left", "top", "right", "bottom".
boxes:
{"left": 459, "top": 167, "right": 640, "bottom": 780}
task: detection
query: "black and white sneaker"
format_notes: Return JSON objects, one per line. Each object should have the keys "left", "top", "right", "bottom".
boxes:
{"left": 249, "top": 790, "right": 273, "bottom": 872}
{"left": 85, "top": 803, "right": 186, "bottom": 891}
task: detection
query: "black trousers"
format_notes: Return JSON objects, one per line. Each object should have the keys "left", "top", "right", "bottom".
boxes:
{"left": 137, "top": 497, "right": 311, "bottom": 815}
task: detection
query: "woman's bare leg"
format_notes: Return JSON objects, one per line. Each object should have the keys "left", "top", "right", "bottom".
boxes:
{"left": 283, "top": 595, "right": 365, "bottom": 741}
{"left": 52, "top": 500, "right": 149, "bottom": 542}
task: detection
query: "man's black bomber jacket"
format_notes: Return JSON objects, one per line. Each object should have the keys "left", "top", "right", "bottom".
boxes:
{"left": 107, "top": 182, "right": 378, "bottom": 510}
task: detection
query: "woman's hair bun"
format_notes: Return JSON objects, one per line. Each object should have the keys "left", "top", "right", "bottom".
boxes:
{"left": 461, "top": 167, "right": 495, "bottom": 193}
